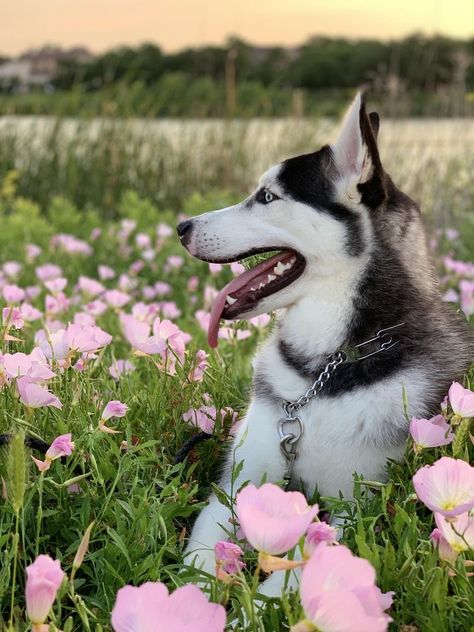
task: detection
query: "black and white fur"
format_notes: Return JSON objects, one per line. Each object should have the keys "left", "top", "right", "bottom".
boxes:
{"left": 177, "top": 94, "right": 473, "bottom": 594}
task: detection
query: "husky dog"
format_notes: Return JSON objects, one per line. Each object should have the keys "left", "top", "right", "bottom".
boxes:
{"left": 177, "top": 94, "right": 473, "bottom": 593}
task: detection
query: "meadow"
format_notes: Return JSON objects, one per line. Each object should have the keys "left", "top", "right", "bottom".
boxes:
{"left": 0, "top": 115, "right": 473, "bottom": 631}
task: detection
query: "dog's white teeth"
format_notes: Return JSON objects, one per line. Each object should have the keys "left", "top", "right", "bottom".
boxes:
{"left": 258, "top": 282, "right": 266, "bottom": 289}
{"left": 289, "top": 257, "right": 296, "bottom": 265}
{"left": 274, "top": 262, "right": 286, "bottom": 276}
{"left": 226, "top": 295, "right": 237, "bottom": 305}
{"left": 267, "top": 274, "right": 276, "bottom": 282}
{"left": 274, "top": 261, "right": 293, "bottom": 276}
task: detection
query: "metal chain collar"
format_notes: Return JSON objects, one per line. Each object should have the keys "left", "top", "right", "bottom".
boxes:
{"left": 278, "top": 322, "right": 404, "bottom": 487}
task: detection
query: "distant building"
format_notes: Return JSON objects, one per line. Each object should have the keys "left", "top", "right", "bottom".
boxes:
{"left": 0, "top": 46, "right": 93, "bottom": 90}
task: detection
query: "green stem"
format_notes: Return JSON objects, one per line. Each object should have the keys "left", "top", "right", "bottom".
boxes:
{"left": 9, "top": 509, "right": 20, "bottom": 627}
{"left": 35, "top": 472, "right": 45, "bottom": 556}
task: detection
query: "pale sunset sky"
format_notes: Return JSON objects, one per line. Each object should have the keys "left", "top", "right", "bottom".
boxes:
{"left": 2, "top": 0, "right": 473, "bottom": 56}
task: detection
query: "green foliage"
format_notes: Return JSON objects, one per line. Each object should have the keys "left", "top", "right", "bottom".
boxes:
{"left": 1, "top": 35, "right": 474, "bottom": 118}
{"left": 0, "top": 189, "right": 472, "bottom": 630}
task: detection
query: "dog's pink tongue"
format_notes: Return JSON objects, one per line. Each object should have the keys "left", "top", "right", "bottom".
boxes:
{"left": 208, "top": 262, "right": 272, "bottom": 348}
{"left": 208, "top": 274, "right": 249, "bottom": 348}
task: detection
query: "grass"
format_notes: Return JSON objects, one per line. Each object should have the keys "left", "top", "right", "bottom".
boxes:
{"left": 0, "top": 116, "right": 474, "bottom": 221}
{"left": 0, "top": 130, "right": 473, "bottom": 630}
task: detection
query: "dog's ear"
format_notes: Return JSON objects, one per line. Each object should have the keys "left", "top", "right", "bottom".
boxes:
{"left": 368, "top": 112, "right": 380, "bottom": 139}
{"left": 331, "top": 93, "right": 386, "bottom": 209}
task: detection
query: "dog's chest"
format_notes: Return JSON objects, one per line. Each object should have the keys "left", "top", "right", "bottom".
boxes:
{"left": 247, "top": 342, "right": 430, "bottom": 497}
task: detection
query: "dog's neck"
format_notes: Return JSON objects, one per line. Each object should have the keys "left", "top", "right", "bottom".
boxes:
{"left": 276, "top": 264, "right": 363, "bottom": 362}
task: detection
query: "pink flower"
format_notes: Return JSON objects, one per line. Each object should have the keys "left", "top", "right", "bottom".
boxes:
{"left": 25, "top": 285, "right": 41, "bottom": 300}
{"left": 104, "top": 290, "right": 131, "bottom": 309}
{"left": 99, "top": 399, "right": 128, "bottom": 434}
{"left": 36, "top": 329, "right": 69, "bottom": 362}
{"left": 25, "top": 555, "right": 65, "bottom": 625}
{"left": 78, "top": 276, "right": 105, "bottom": 297}
{"left": 445, "top": 228, "right": 459, "bottom": 241}
{"left": 143, "top": 285, "right": 157, "bottom": 300}
{"left": 121, "top": 314, "right": 166, "bottom": 355}
{"left": 235, "top": 483, "right": 318, "bottom": 555}
{"left": 204, "top": 285, "right": 218, "bottom": 308}
{"left": 4, "top": 351, "right": 55, "bottom": 381}
{"left": 412, "top": 457, "right": 474, "bottom": 517}
{"left": 443, "top": 256, "right": 474, "bottom": 277}
{"left": 152, "top": 318, "right": 186, "bottom": 364}
{"left": 35, "top": 264, "right": 62, "bottom": 282}
{"left": 209, "top": 263, "right": 223, "bottom": 275}
{"left": 3, "top": 284, "right": 25, "bottom": 303}
{"left": 3, "top": 261, "right": 22, "bottom": 278}
{"left": 433, "top": 511, "right": 474, "bottom": 558}
{"left": 98, "top": 265, "right": 115, "bottom": 280}
{"left": 298, "top": 544, "right": 393, "bottom": 632}
{"left": 304, "top": 522, "right": 338, "bottom": 557}
{"left": 52, "top": 233, "right": 92, "bottom": 255}
{"left": 3, "top": 306, "right": 24, "bottom": 329}
{"left": 136, "top": 232, "right": 152, "bottom": 249}
{"left": 111, "top": 582, "right": 226, "bottom": 632}
{"left": 166, "top": 255, "right": 184, "bottom": 269}
{"left": 85, "top": 300, "right": 108, "bottom": 316}
{"left": 187, "top": 276, "right": 199, "bottom": 292}
{"left": 219, "top": 326, "right": 252, "bottom": 341}
{"left": 230, "top": 261, "right": 245, "bottom": 276}
{"left": 132, "top": 302, "right": 160, "bottom": 324}
{"left": 21, "top": 302, "right": 42, "bottom": 322}
{"left": 158, "top": 300, "right": 181, "bottom": 319}
{"left": 248, "top": 313, "right": 271, "bottom": 328}
{"left": 44, "top": 278, "right": 67, "bottom": 294}
{"left": 74, "top": 312, "right": 95, "bottom": 327}
{"left": 182, "top": 406, "right": 217, "bottom": 434}
{"left": 102, "top": 400, "right": 129, "bottom": 421}
{"left": 26, "top": 243, "right": 42, "bottom": 262}
{"left": 430, "top": 528, "right": 457, "bottom": 563}
{"left": 448, "top": 382, "right": 474, "bottom": 418}
{"left": 459, "top": 279, "right": 474, "bottom": 316}
{"left": 215, "top": 541, "right": 245, "bottom": 575}
{"left": 66, "top": 323, "right": 112, "bottom": 354}
{"left": 409, "top": 415, "right": 454, "bottom": 449}
{"left": 442, "top": 289, "right": 459, "bottom": 303}
{"left": 154, "top": 281, "right": 171, "bottom": 296}
{"left": 142, "top": 248, "right": 157, "bottom": 262}
{"left": 17, "top": 376, "right": 62, "bottom": 409}
{"left": 189, "top": 349, "right": 209, "bottom": 382}
{"left": 157, "top": 222, "right": 172, "bottom": 237}
{"left": 32, "top": 433, "right": 75, "bottom": 472}
{"left": 109, "top": 359, "right": 135, "bottom": 380}
{"left": 45, "top": 292, "right": 69, "bottom": 315}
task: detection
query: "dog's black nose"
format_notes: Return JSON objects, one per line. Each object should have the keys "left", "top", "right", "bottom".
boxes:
{"left": 176, "top": 220, "right": 193, "bottom": 246}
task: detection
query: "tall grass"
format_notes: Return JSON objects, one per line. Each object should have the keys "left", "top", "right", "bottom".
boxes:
{"left": 1, "top": 116, "right": 473, "bottom": 222}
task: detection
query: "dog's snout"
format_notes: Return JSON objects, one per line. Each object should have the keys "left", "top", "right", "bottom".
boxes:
{"left": 177, "top": 220, "right": 193, "bottom": 246}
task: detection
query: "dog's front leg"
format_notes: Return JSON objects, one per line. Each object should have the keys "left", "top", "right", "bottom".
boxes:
{"left": 184, "top": 399, "right": 284, "bottom": 575}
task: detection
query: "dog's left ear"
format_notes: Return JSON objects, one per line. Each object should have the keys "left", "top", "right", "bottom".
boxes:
{"left": 331, "top": 93, "right": 386, "bottom": 209}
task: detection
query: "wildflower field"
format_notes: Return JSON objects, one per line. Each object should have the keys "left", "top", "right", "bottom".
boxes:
{"left": 0, "top": 117, "right": 473, "bottom": 631}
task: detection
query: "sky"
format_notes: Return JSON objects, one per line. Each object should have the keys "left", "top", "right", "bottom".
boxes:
{"left": 2, "top": 0, "right": 474, "bottom": 56}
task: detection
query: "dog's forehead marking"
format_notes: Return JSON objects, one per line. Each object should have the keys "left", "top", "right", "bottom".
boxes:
{"left": 258, "top": 164, "right": 283, "bottom": 191}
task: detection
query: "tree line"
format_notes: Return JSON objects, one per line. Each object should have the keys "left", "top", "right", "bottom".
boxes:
{"left": 2, "top": 34, "right": 474, "bottom": 117}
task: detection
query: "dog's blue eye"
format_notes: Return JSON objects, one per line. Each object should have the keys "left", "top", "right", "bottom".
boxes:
{"left": 257, "top": 188, "right": 276, "bottom": 204}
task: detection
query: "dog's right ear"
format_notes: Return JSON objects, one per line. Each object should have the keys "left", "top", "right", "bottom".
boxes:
{"left": 331, "top": 93, "right": 386, "bottom": 209}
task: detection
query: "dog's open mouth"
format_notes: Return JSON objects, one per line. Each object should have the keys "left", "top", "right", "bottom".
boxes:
{"left": 208, "top": 249, "right": 306, "bottom": 347}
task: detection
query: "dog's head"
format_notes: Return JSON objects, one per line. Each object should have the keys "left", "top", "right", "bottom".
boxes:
{"left": 178, "top": 94, "right": 394, "bottom": 347}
